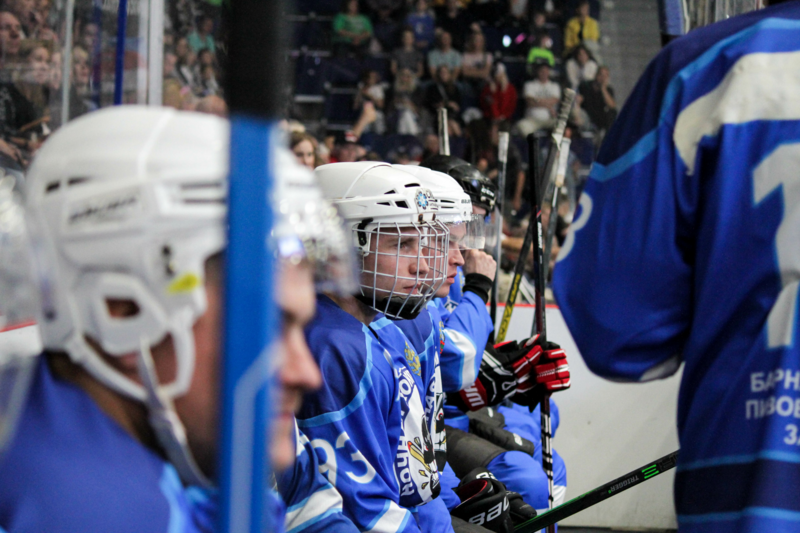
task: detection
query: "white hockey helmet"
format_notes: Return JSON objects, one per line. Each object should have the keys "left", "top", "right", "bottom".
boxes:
{"left": 272, "top": 149, "right": 357, "bottom": 295}
{"left": 314, "top": 162, "right": 449, "bottom": 319}
{"left": 392, "top": 165, "right": 485, "bottom": 250}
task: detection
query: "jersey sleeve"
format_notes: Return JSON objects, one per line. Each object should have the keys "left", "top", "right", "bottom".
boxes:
{"left": 299, "top": 322, "right": 421, "bottom": 533}
{"left": 277, "top": 423, "right": 359, "bottom": 533}
{"left": 551, "top": 44, "right": 697, "bottom": 382}
{"left": 432, "top": 293, "right": 494, "bottom": 392}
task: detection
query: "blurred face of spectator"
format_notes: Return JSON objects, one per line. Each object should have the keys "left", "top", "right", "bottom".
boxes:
{"left": 11, "top": 0, "right": 35, "bottom": 26}
{"left": 537, "top": 64, "right": 550, "bottom": 82}
{"left": 437, "top": 65, "right": 451, "bottom": 84}
{"left": 424, "top": 133, "right": 438, "bottom": 154}
{"left": 402, "top": 29, "right": 414, "bottom": 48}
{"left": 36, "top": 0, "right": 50, "bottom": 17}
{"left": 292, "top": 139, "right": 316, "bottom": 169}
{"left": 72, "top": 47, "right": 90, "bottom": 86}
{"left": 338, "top": 142, "right": 359, "bottom": 162}
{"left": 446, "top": 0, "right": 459, "bottom": 11}
{"left": 164, "top": 52, "right": 177, "bottom": 76}
{"left": 367, "top": 70, "right": 379, "bottom": 86}
{"left": 201, "top": 64, "right": 215, "bottom": 81}
{"left": 576, "top": 47, "right": 589, "bottom": 65}
{"left": 25, "top": 45, "right": 49, "bottom": 84}
{"left": 494, "top": 68, "right": 507, "bottom": 87}
{"left": 176, "top": 37, "right": 189, "bottom": 60}
{"left": 48, "top": 49, "right": 60, "bottom": 89}
{"left": 0, "top": 12, "right": 22, "bottom": 57}
{"left": 346, "top": 0, "right": 358, "bottom": 15}
{"left": 533, "top": 12, "right": 546, "bottom": 27}
{"left": 198, "top": 49, "right": 213, "bottom": 67}
{"left": 81, "top": 22, "right": 98, "bottom": 50}
{"left": 201, "top": 16, "right": 213, "bottom": 34}
{"left": 472, "top": 32, "right": 485, "bottom": 52}
{"left": 596, "top": 66, "right": 609, "bottom": 85}
{"left": 416, "top": 0, "right": 427, "bottom": 12}
{"left": 440, "top": 31, "right": 452, "bottom": 50}
{"left": 577, "top": 2, "right": 589, "bottom": 18}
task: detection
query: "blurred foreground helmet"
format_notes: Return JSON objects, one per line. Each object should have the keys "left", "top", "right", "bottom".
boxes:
{"left": 419, "top": 155, "right": 497, "bottom": 212}
{"left": 273, "top": 149, "right": 357, "bottom": 295}
{"left": 0, "top": 173, "right": 41, "bottom": 453}
{"left": 314, "top": 162, "right": 450, "bottom": 320}
{"left": 393, "top": 165, "right": 485, "bottom": 250}
{"left": 25, "top": 106, "right": 228, "bottom": 487}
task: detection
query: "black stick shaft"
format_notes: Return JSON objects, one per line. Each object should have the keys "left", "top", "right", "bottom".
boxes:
{"left": 495, "top": 136, "right": 540, "bottom": 343}
{"left": 514, "top": 451, "right": 680, "bottom": 533}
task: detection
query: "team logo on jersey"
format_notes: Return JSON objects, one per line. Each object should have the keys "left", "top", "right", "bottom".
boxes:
{"left": 404, "top": 341, "right": 421, "bottom": 376}
{"left": 408, "top": 417, "right": 440, "bottom": 496}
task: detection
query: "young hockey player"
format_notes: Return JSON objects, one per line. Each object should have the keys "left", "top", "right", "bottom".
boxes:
{"left": 0, "top": 107, "right": 355, "bottom": 532}
{"left": 552, "top": 2, "right": 800, "bottom": 532}
{"left": 300, "top": 162, "right": 452, "bottom": 533}
{"left": 418, "top": 156, "right": 570, "bottom": 512}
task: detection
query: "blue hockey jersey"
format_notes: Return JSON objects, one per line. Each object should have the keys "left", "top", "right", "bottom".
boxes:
{"left": 0, "top": 357, "right": 215, "bottom": 533}
{"left": 298, "top": 296, "right": 440, "bottom": 533}
{"left": 277, "top": 422, "right": 359, "bottom": 533}
{"left": 552, "top": 4, "right": 800, "bottom": 531}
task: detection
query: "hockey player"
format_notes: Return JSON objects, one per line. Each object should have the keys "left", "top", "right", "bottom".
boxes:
{"left": 300, "top": 162, "right": 452, "bottom": 533}
{"left": 552, "top": 2, "right": 800, "bottom": 532}
{"left": 0, "top": 107, "right": 355, "bottom": 532}
{"left": 418, "top": 156, "right": 570, "bottom": 513}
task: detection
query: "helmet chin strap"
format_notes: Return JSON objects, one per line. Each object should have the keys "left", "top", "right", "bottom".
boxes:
{"left": 136, "top": 336, "right": 213, "bottom": 489}
{"left": 355, "top": 293, "right": 425, "bottom": 320}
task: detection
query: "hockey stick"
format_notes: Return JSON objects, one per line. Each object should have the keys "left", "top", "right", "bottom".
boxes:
{"left": 490, "top": 131, "right": 510, "bottom": 326}
{"left": 514, "top": 450, "right": 680, "bottom": 533}
{"left": 494, "top": 133, "right": 539, "bottom": 344}
{"left": 439, "top": 108, "right": 450, "bottom": 156}
{"left": 529, "top": 90, "right": 576, "bottom": 530}
{"left": 221, "top": 0, "right": 286, "bottom": 531}
{"left": 541, "top": 133, "right": 571, "bottom": 289}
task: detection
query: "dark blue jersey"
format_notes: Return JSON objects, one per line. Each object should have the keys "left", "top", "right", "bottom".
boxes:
{"left": 553, "top": 3, "right": 800, "bottom": 531}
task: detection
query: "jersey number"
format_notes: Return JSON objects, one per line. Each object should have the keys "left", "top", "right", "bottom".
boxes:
{"left": 311, "top": 431, "right": 377, "bottom": 487}
{"left": 753, "top": 143, "right": 800, "bottom": 348}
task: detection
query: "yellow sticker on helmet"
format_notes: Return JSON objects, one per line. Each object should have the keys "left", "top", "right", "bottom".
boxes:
{"left": 168, "top": 273, "right": 201, "bottom": 294}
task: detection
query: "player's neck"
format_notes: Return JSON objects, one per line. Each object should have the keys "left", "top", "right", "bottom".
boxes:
{"left": 46, "top": 352, "right": 161, "bottom": 454}
{"left": 328, "top": 294, "right": 378, "bottom": 325}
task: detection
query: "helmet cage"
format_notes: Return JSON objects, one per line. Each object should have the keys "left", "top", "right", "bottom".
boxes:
{"left": 358, "top": 219, "right": 449, "bottom": 320}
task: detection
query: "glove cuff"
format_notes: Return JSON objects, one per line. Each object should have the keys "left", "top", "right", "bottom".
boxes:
{"left": 463, "top": 273, "right": 493, "bottom": 304}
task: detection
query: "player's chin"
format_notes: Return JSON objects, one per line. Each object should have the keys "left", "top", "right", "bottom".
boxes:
{"left": 270, "top": 413, "right": 296, "bottom": 472}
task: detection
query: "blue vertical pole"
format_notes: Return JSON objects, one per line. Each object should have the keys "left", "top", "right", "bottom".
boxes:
{"left": 113, "top": 0, "right": 128, "bottom": 105}
{"left": 220, "top": 0, "right": 287, "bottom": 532}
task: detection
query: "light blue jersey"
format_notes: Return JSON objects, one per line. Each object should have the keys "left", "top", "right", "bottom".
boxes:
{"left": 553, "top": 4, "right": 800, "bottom": 531}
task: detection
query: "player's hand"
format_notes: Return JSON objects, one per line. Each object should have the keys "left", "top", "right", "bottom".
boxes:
{"left": 463, "top": 249, "right": 496, "bottom": 281}
{"left": 511, "top": 335, "right": 570, "bottom": 407}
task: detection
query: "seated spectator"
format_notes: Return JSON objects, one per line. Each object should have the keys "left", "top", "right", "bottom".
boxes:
{"left": 563, "top": 0, "right": 599, "bottom": 56}
{"left": 290, "top": 130, "right": 320, "bottom": 169}
{"left": 195, "top": 48, "right": 216, "bottom": 79}
{"left": 0, "top": 10, "right": 22, "bottom": 70}
{"left": 332, "top": 0, "right": 373, "bottom": 57}
{"left": 77, "top": 20, "right": 99, "bottom": 56}
{"left": 14, "top": 39, "right": 51, "bottom": 116}
{"left": 354, "top": 69, "right": 386, "bottom": 133}
{"left": 527, "top": 33, "right": 555, "bottom": 70}
{"left": 175, "top": 37, "right": 198, "bottom": 91}
{"left": 198, "top": 63, "right": 220, "bottom": 97}
{"left": 427, "top": 30, "right": 461, "bottom": 80}
{"left": 68, "top": 45, "right": 94, "bottom": 118}
{"left": 565, "top": 44, "right": 597, "bottom": 89}
{"left": 578, "top": 65, "right": 616, "bottom": 132}
{"left": 461, "top": 30, "right": 492, "bottom": 91}
{"left": 391, "top": 27, "right": 424, "bottom": 80}
{"left": 188, "top": 14, "right": 215, "bottom": 53}
{"left": 480, "top": 63, "right": 517, "bottom": 122}
{"left": 389, "top": 67, "right": 423, "bottom": 135}
{"left": 405, "top": 0, "right": 435, "bottom": 52}
{"left": 163, "top": 48, "right": 190, "bottom": 109}
{"left": 434, "top": 0, "right": 472, "bottom": 51}
{"left": 516, "top": 63, "right": 560, "bottom": 136}
{"left": 5, "top": 0, "right": 35, "bottom": 37}
{"left": 425, "top": 65, "right": 462, "bottom": 136}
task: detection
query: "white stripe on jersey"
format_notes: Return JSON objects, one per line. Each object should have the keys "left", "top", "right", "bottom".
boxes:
{"left": 674, "top": 51, "right": 800, "bottom": 175}
{"left": 285, "top": 486, "right": 344, "bottom": 532}
{"left": 444, "top": 328, "right": 479, "bottom": 390}
{"left": 365, "top": 501, "right": 411, "bottom": 533}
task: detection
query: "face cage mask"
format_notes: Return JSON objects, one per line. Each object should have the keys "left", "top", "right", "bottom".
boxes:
{"left": 357, "top": 220, "right": 449, "bottom": 320}
{"left": 276, "top": 199, "right": 358, "bottom": 296}
{"left": 446, "top": 213, "right": 487, "bottom": 251}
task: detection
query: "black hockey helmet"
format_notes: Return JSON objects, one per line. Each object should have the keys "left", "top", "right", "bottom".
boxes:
{"left": 420, "top": 155, "right": 497, "bottom": 212}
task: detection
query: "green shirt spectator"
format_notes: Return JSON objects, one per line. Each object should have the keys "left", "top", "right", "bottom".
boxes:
{"left": 333, "top": 0, "right": 374, "bottom": 45}
{"left": 527, "top": 46, "right": 554, "bottom": 67}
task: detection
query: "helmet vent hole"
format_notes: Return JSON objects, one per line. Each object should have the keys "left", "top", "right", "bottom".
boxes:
{"left": 45, "top": 181, "right": 60, "bottom": 193}
{"left": 395, "top": 201, "right": 409, "bottom": 209}
{"left": 105, "top": 298, "right": 141, "bottom": 318}
{"left": 68, "top": 177, "right": 91, "bottom": 187}
{"left": 377, "top": 202, "right": 391, "bottom": 206}
{"left": 404, "top": 183, "right": 420, "bottom": 188}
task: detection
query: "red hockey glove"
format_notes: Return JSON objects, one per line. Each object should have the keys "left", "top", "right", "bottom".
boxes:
{"left": 511, "top": 335, "right": 570, "bottom": 407}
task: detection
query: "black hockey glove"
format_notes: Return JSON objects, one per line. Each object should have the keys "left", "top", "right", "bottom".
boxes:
{"left": 452, "top": 468, "right": 514, "bottom": 533}
{"left": 507, "top": 491, "right": 537, "bottom": 524}
{"left": 448, "top": 335, "right": 568, "bottom": 412}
